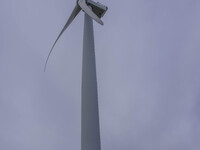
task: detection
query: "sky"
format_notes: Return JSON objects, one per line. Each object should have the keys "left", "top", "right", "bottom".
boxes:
{"left": 0, "top": 0, "right": 200, "bottom": 149}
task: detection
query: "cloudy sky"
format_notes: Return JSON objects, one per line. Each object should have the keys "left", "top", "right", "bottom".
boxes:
{"left": 1, "top": 0, "right": 200, "bottom": 149}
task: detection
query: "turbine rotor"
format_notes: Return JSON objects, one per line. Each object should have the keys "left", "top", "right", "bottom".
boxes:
{"left": 44, "top": 0, "right": 107, "bottom": 71}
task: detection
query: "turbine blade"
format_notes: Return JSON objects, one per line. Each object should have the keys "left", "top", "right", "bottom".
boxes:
{"left": 78, "top": 1, "right": 104, "bottom": 25}
{"left": 44, "top": 4, "right": 81, "bottom": 71}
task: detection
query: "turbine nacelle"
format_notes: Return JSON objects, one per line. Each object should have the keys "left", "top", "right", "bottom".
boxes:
{"left": 78, "top": 0, "right": 107, "bottom": 25}
{"left": 86, "top": 0, "right": 108, "bottom": 18}
{"left": 77, "top": 0, "right": 108, "bottom": 18}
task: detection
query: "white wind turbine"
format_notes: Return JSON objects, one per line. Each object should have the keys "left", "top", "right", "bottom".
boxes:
{"left": 44, "top": 0, "right": 108, "bottom": 150}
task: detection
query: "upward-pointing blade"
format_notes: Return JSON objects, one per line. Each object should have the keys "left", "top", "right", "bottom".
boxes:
{"left": 78, "top": 0, "right": 104, "bottom": 25}
{"left": 44, "top": 4, "right": 81, "bottom": 71}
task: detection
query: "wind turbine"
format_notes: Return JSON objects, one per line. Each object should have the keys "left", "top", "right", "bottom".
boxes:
{"left": 44, "top": 0, "right": 108, "bottom": 150}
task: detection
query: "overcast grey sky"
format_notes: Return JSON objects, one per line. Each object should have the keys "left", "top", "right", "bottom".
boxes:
{"left": 1, "top": 0, "right": 200, "bottom": 150}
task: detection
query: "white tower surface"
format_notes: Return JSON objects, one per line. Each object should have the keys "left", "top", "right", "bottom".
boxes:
{"left": 81, "top": 13, "right": 101, "bottom": 150}
{"left": 44, "top": 1, "right": 108, "bottom": 150}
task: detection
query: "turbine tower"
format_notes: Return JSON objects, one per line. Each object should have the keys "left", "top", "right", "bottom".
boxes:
{"left": 44, "top": 1, "right": 108, "bottom": 150}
